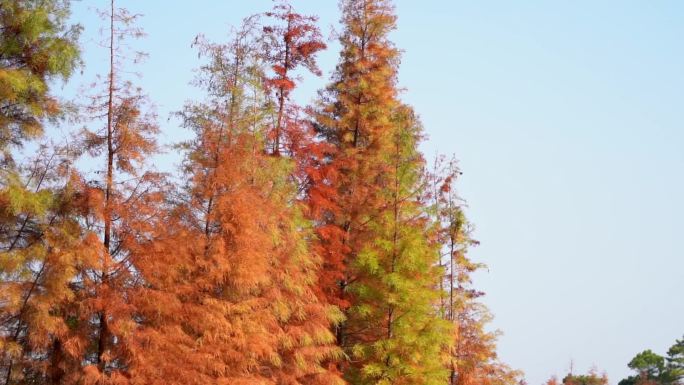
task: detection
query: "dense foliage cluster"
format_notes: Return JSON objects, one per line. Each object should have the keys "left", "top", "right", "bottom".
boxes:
{"left": 0, "top": 1, "right": 519, "bottom": 384}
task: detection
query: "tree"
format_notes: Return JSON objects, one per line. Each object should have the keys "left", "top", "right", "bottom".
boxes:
{"left": 665, "top": 336, "right": 684, "bottom": 385}
{"left": 313, "top": 0, "right": 402, "bottom": 314}
{"left": 619, "top": 350, "right": 668, "bottom": 385}
{"left": 54, "top": 1, "right": 163, "bottom": 383}
{"left": 430, "top": 157, "right": 519, "bottom": 385}
{"left": 261, "top": 1, "right": 326, "bottom": 157}
{"left": 629, "top": 350, "right": 667, "bottom": 380}
{"left": 314, "top": 1, "right": 451, "bottom": 383}
{"left": 562, "top": 369, "right": 609, "bottom": 385}
{"left": 130, "top": 13, "right": 342, "bottom": 384}
{"left": 0, "top": 0, "right": 80, "bottom": 164}
{"left": 546, "top": 369, "right": 608, "bottom": 385}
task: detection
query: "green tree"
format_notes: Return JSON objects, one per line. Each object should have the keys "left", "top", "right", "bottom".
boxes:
{"left": 629, "top": 350, "right": 666, "bottom": 379}
{"left": 0, "top": 0, "right": 80, "bottom": 163}
{"left": 665, "top": 336, "right": 684, "bottom": 385}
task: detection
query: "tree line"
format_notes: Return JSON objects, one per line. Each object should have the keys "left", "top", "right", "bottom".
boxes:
{"left": 543, "top": 336, "right": 684, "bottom": 385}
{"left": 1, "top": 0, "right": 520, "bottom": 384}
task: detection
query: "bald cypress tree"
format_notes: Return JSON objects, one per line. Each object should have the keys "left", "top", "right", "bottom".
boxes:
{"left": 430, "top": 157, "right": 520, "bottom": 385}
{"left": 56, "top": 2, "right": 163, "bottom": 383}
{"left": 314, "top": 1, "right": 451, "bottom": 384}
{"left": 131, "top": 9, "right": 342, "bottom": 383}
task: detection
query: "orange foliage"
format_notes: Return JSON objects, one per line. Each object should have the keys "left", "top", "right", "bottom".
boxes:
{"left": 0, "top": 2, "right": 518, "bottom": 385}
{"left": 52, "top": 2, "right": 165, "bottom": 383}
{"left": 127, "top": 11, "right": 342, "bottom": 383}
{"left": 261, "top": 2, "right": 326, "bottom": 156}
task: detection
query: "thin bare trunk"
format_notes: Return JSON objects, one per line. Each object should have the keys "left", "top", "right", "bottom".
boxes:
{"left": 97, "top": 0, "right": 115, "bottom": 370}
{"left": 273, "top": 14, "right": 292, "bottom": 156}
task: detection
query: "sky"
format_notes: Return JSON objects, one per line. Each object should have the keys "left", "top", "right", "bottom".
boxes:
{"left": 63, "top": 1, "right": 684, "bottom": 384}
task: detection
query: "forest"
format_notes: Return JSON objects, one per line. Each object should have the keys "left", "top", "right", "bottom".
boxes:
{"left": 0, "top": 1, "right": 682, "bottom": 384}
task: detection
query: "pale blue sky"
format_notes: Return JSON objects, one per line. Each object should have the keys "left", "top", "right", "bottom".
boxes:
{"left": 64, "top": 1, "right": 684, "bottom": 384}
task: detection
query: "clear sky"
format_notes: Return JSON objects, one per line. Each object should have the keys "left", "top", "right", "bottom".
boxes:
{"left": 64, "top": 1, "right": 684, "bottom": 384}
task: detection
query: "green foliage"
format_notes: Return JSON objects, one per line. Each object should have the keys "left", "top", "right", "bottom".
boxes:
{"left": 343, "top": 107, "right": 451, "bottom": 385}
{"left": 0, "top": 0, "right": 81, "bottom": 160}
{"left": 665, "top": 337, "right": 684, "bottom": 385}
{"left": 629, "top": 350, "right": 666, "bottom": 377}
{"left": 620, "top": 336, "right": 684, "bottom": 385}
